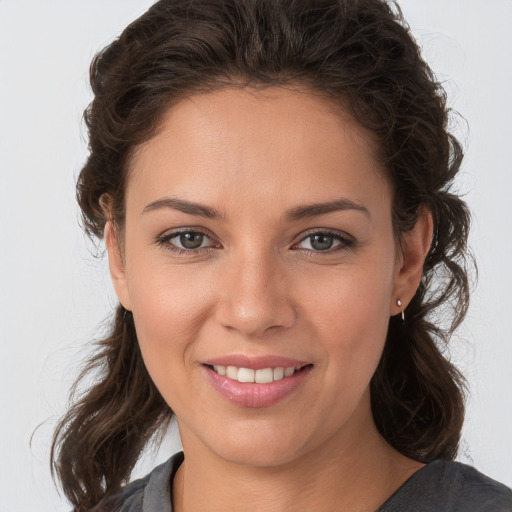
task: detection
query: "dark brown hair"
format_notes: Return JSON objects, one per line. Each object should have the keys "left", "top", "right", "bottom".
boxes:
{"left": 52, "top": 0, "right": 471, "bottom": 509}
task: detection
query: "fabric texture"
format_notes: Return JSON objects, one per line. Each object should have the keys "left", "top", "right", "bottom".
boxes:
{"left": 377, "top": 460, "right": 512, "bottom": 511}
{"left": 103, "top": 451, "right": 512, "bottom": 511}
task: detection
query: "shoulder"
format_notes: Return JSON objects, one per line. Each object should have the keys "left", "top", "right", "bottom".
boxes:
{"left": 98, "top": 451, "right": 184, "bottom": 512}
{"left": 379, "top": 460, "right": 512, "bottom": 512}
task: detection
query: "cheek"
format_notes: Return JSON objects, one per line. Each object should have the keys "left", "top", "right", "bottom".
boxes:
{"left": 125, "top": 260, "right": 214, "bottom": 383}
{"left": 301, "top": 259, "right": 394, "bottom": 385}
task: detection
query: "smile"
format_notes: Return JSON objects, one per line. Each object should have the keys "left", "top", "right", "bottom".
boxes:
{"left": 203, "top": 359, "right": 313, "bottom": 408}
{"left": 211, "top": 365, "right": 299, "bottom": 383}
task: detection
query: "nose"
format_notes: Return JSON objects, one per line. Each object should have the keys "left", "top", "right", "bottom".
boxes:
{"left": 214, "top": 249, "right": 297, "bottom": 338}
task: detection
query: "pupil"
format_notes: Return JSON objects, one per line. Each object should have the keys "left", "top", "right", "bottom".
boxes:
{"left": 180, "top": 232, "right": 203, "bottom": 249}
{"left": 311, "top": 234, "right": 333, "bottom": 251}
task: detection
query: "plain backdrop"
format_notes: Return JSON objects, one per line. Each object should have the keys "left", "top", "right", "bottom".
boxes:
{"left": 1, "top": 1, "right": 511, "bottom": 510}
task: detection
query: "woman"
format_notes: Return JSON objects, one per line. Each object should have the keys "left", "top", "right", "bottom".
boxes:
{"left": 51, "top": 0, "right": 512, "bottom": 510}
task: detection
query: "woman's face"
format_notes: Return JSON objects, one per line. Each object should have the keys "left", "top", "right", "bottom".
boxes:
{"left": 108, "top": 87, "right": 422, "bottom": 467}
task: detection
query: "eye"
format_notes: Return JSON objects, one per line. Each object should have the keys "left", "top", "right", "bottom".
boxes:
{"left": 295, "top": 231, "right": 353, "bottom": 253}
{"left": 156, "top": 229, "right": 219, "bottom": 254}
{"left": 175, "top": 232, "right": 207, "bottom": 250}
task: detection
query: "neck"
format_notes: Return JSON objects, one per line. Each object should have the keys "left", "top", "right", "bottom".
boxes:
{"left": 173, "top": 402, "right": 423, "bottom": 512}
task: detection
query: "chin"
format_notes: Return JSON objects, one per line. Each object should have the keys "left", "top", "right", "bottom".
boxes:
{"left": 196, "top": 418, "right": 317, "bottom": 469}
{"left": 215, "top": 441, "right": 302, "bottom": 468}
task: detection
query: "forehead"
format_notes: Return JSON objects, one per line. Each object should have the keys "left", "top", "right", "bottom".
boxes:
{"left": 127, "top": 86, "right": 390, "bottom": 216}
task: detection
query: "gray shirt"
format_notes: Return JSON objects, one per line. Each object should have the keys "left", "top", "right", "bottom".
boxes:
{"left": 102, "top": 451, "right": 512, "bottom": 511}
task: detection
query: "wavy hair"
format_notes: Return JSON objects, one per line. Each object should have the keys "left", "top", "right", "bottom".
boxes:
{"left": 51, "top": 0, "right": 472, "bottom": 509}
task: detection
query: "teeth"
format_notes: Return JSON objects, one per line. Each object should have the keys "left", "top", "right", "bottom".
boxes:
{"left": 212, "top": 365, "right": 299, "bottom": 383}
{"left": 238, "top": 368, "right": 255, "bottom": 383}
{"left": 226, "top": 366, "right": 239, "bottom": 380}
{"left": 284, "top": 367, "right": 295, "bottom": 378}
{"left": 273, "top": 367, "right": 284, "bottom": 381}
{"left": 213, "top": 365, "right": 226, "bottom": 376}
{"left": 255, "top": 368, "right": 273, "bottom": 384}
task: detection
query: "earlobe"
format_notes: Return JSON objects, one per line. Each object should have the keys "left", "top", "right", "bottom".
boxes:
{"left": 391, "top": 210, "right": 433, "bottom": 316}
{"left": 105, "top": 221, "right": 132, "bottom": 311}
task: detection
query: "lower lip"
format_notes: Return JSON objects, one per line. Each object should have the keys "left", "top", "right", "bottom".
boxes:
{"left": 204, "top": 365, "right": 313, "bottom": 408}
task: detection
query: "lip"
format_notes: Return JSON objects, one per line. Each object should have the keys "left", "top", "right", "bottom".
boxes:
{"left": 202, "top": 357, "right": 313, "bottom": 408}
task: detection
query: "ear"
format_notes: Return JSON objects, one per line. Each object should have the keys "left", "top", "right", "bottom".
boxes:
{"left": 391, "top": 209, "right": 433, "bottom": 316}
{"left": 105, "top": 220, "right": 132, "bottom": 311}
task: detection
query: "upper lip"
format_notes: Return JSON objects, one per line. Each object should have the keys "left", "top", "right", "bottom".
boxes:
{"left": 203, "top": 355, "right": 311, "bottom": 370}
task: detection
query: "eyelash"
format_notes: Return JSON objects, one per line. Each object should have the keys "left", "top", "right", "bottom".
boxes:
{"left": 295, "top": 231, "right": 354, "bottom": 254}
{"left": 155, "top": 229, "right": 219, "bottom": 256}
{"left": 155, "top": 229, "right": 354, "bottom": 256}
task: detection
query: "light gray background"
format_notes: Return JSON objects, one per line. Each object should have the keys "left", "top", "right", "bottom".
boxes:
{"left": 1, "top": 1, "right": 511, "bottom": 510}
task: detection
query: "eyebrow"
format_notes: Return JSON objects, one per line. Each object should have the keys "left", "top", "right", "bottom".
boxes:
{"left": 143, "top": 197, "right": 226, "bottom": 219}
{"left": 142, "top": 196, "right": 370, "bottom": 221}
{"left": 284, "top": 198, "right": 370, "bottom": 221}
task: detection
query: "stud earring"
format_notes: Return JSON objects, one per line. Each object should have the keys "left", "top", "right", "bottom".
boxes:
{"left": 397, "top": 299, "right": 405, "bottom": 322}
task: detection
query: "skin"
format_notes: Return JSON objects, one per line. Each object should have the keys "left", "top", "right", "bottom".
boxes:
{"left": 106, "top": 87, "right": 432, "bottom": 511}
